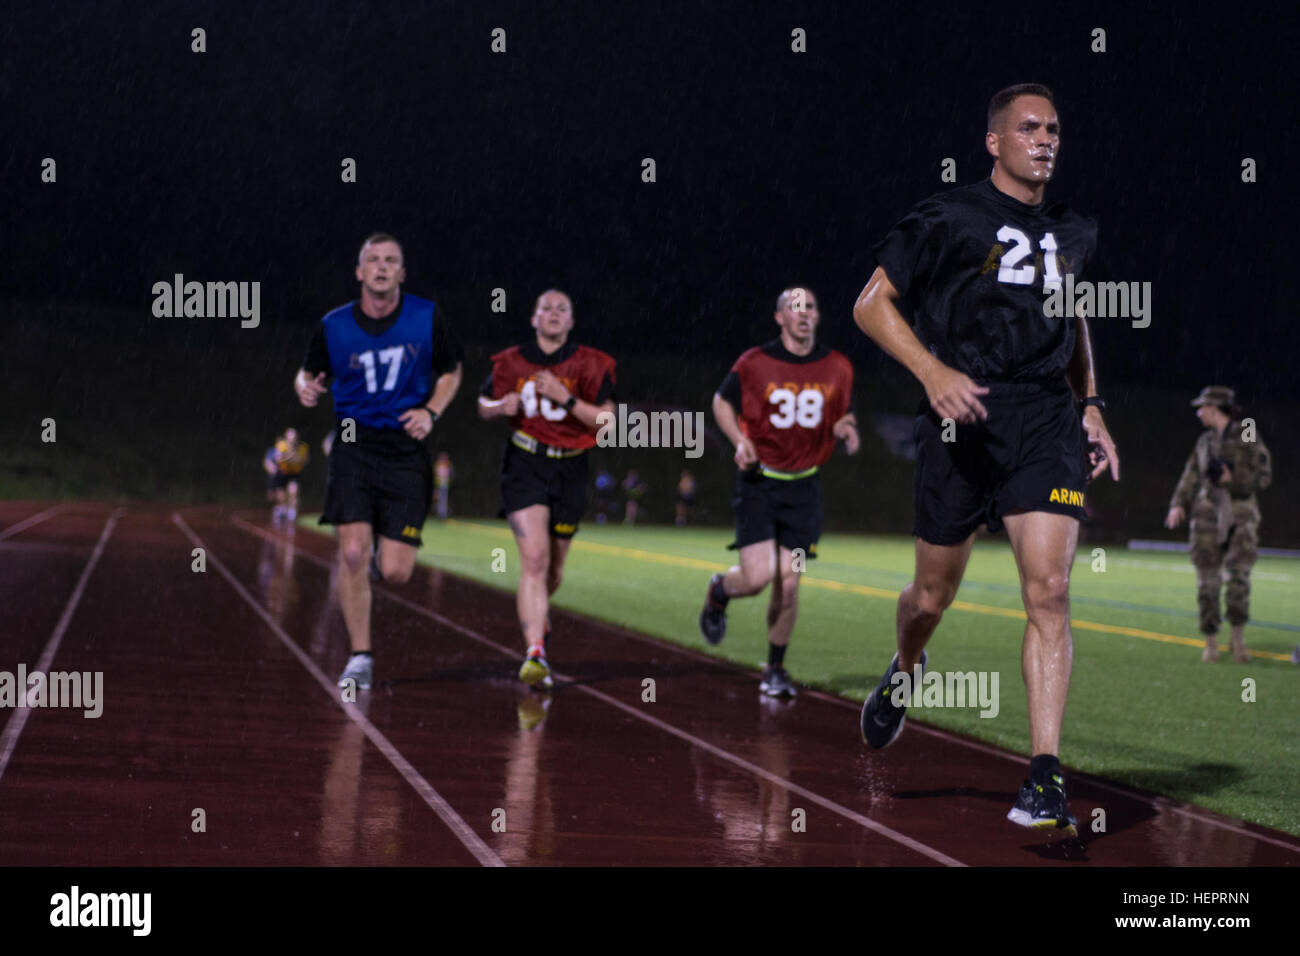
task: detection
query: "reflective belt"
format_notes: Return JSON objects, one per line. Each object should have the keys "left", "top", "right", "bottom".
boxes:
{"left": 759, "top": 464, "right": 819, "bottom": 481}
{"left": 511, "top": 430, "right": 586, "bottom": 460}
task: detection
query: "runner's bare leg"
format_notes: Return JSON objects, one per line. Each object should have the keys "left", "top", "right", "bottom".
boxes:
{"left": 722, "top": 539, "right": 776, "bottom": 599}
{"left": 510, "top": 504, "right": 553, "bottom": 647}
{"left": 767, "top": 545, "right": 802, "bottom": 646}
{"left": 896, "top": 535, "right": 975, "bottom": 672}
{"left": 1003, "top": 510, "right": 1078, "bottom": 756}
{"left": 336, "top": 521, "right": 373, "bottom": 653}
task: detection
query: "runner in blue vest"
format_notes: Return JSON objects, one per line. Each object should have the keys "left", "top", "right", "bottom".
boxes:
{"left": 295, "top": 234, "right": 463, "bottom": 690}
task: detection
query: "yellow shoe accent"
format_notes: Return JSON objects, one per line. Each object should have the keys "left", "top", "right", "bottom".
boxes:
{"left": 519, "top": 655, "right": 550, "bottom": 687}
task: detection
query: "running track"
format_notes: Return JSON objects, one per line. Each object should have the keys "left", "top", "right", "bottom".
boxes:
{"left": 1, "top": 501, "right": 1296, "bottom": 866}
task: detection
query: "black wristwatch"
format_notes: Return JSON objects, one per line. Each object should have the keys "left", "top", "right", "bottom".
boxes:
{"left": 423, "top": 407, "right": 438, "bottom": 423}
{"left": 563, "top": 395, "right": 578, "bottom": 412}
{"left": 1081, "top": 396, "right": 1105, "bottom": 412}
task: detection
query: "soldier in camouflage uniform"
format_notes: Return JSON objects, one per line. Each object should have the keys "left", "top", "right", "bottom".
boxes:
{"left": 1164, "top": 386, "right": 1272, "bottom": 662}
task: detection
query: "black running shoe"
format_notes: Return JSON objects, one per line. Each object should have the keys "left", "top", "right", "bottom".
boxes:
{"left": 860, "top": 651, "right": 927, "bottom": 749}
{"left": 699, "top": 573, "right": 728, "bottom": 645}
{"left": 1006, "top": 772, "right": 1079, "bottom": 835}
{"left": 759, "top": 665, "right": 797, "bottom": 698}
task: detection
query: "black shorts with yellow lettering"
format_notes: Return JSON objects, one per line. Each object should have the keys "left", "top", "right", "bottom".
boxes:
{"left": 912, "top": 382, "right": 1088, "bottom": 546}
{"left": 730, "top": 469, "right": 823, "bottom": 557}
{"left": 320, "top": 426, "right": 432, "bottom": 546}
{"left": 499, "top": 443, "right": 590, "bottom": 539}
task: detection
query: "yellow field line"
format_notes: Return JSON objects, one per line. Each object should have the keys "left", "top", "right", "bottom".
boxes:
{"left": 442, "top": 520, "right": 1294, "bottom": 661}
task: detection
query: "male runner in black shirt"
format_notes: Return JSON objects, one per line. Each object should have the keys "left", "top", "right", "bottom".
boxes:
{"left": 854, "top": 84, "right": 1119, "bottom": 835}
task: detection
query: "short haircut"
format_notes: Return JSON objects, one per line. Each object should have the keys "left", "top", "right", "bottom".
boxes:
{"left": 533, "top": 288, "right": 572, "bottom": 312}
{"left": 776, "top": 287, "right": 815, "bottom": 312}
{"left": 358, "top": 233, "right": 403, "bottom": 264}
{"left": 987, "top": 83, "right": 1057, "bottom": 132}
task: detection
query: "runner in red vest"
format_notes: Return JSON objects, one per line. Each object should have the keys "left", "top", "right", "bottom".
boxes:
{"left": 699, "top": 287, "right": 859, "bottom": 697}
{"left": 479, "top": 290, "right": 617, "bottom": 692}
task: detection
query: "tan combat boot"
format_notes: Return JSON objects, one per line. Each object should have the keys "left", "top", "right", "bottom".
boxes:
{"left": 1201, "top": 633, "right": 1219, "bottom": 662}
{"left": 1229, "top": 625, "right": 1250, "bottom": 663}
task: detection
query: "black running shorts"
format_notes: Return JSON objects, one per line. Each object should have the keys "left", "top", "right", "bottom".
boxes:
{"left": 730, "top": 469, "right": 823, "bottom": 557}
{"left": 912, "top": 382, "right": 1088, "bottom": 546}
{"left": 267, "top": 472, "right": 295, "bottom": 492}
{"left": 499, "top": 444, "right": 590, "bottom": 539}
{"left": 320, "top": 429, "right": 432, "bottom": 546}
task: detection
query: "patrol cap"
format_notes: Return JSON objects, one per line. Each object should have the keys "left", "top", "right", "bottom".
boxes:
{"left": 1191, "top": 385, "right": 1235, "bottom": 407}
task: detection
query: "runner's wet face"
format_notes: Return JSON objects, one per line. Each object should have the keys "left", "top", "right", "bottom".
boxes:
{"left": 531, "top": 291, "right": 574, "bottom": 340}
{"left": 355, "top": 241, "right": 405, "bottom": 297}
{"left": 990, "top": 95, "right": 1060, "bottom": 186}
{"left": 776, "top": 289, "right": 819, "bottom": 343}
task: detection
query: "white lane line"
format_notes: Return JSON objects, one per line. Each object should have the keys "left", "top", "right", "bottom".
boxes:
{"left": 237, "top": 514, "right": 1300, "bottom": 856}
{"left": 0, "top": 503, "right": 69, "bottom": 542}
{"left": 448, "top": 542, "right": 1300, "bottom": 855}
{"left": 746, "top": 662, "right": 1300, "bottom": 854}
{"left": 229, "top": 514, "right": 964, "bottom": 866}
{"left": 620, "top": 629, "right": 1300, "bottom": 854}
{"left": 176, "top": 514, "right": 504, "bottom": 868}
{"left": 0, "top": 508, "right": 121, "bottom": 785}
{"left": 900, "top": 722, "right": 1300, "bottom": 853}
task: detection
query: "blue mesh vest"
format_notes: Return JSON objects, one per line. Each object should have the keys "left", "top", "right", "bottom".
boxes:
{"left": 323, "top": 295, "right": 435, "bottom": 429}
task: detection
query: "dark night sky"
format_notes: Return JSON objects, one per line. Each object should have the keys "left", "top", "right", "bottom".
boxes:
{"left": 4, "top": 1, "right": 1297, "bottom": 399}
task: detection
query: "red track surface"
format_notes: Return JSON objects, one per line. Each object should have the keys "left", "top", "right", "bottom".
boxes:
{"left": 1, "top": 501, "right": 1297, "bottom": 866}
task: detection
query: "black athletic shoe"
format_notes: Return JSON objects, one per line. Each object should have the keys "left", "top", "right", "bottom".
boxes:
{"left": 699, "top": 573, "right": 728, "bottom": 645}
{"left": 759, "top": 665, "right": 797, "bottom": 698}
{"left": 1006, "top": 772, "right": 1079, "bottom": 835}
{"left": 860, "top": 651, "right": 927, "bottom": 749}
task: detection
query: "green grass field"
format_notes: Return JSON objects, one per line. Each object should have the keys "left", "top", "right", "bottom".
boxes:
{"left": 376, "top": 517, "right": 1300, "bottom": 835}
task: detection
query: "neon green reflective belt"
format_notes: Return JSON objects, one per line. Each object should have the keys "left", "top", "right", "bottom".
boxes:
{"left": 759, "top": 464, "right": 819, "bottom": 481}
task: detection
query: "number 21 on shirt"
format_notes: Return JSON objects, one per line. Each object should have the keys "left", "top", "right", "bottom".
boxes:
{"left": 996, "top": 226, "right": 1061, "bottom": 291}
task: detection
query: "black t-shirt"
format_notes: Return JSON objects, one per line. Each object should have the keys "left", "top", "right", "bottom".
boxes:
{"left": 302, "top": 294, "right": 464, "bottom": 379}
{"left": 873, "top": 178, "right": 1098, "bottom": 384}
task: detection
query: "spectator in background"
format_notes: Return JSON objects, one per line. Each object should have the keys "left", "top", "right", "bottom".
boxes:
{"left": 623, "top": 469, "right": 647, "bottom": 524}
{"left": 434, "top": 451, "right": 454, "bottom": 519}
{"left": 1165, "top": 386, "right": 1272, "bottom": 662}
{"left": 594, "top": 468, "right": 616, "bottom": 525}
{"left": 676, "top": 469, "right": 697, "bottom": 526}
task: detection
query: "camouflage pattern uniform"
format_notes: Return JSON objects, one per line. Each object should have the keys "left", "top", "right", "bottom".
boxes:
{"left": 1169, "top": 388, "right": 1272, "bottom": 635}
